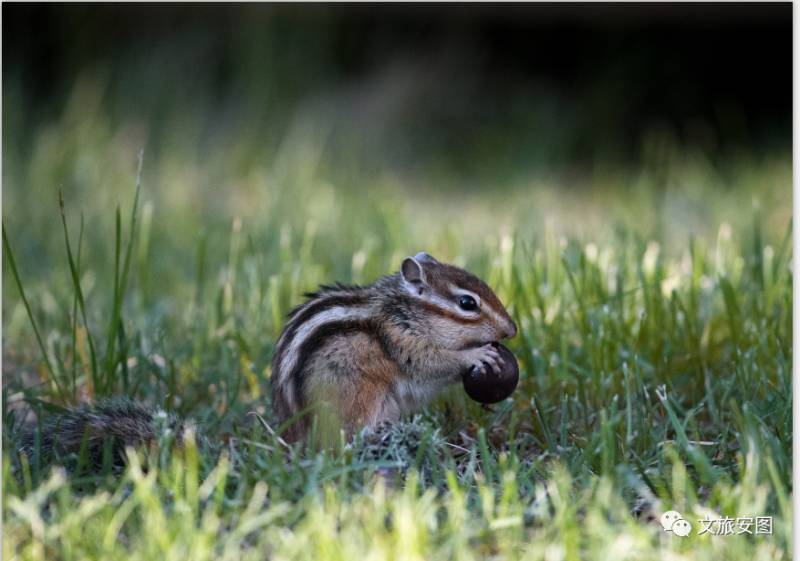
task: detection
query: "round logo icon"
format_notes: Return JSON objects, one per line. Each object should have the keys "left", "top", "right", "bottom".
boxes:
{"left": 672, "top": 519, "right": 692, "bottom": 537}
{"left": 660, "top": 511, "right": 682, "bottom": 532}
{"left": 660, "top": 510, "right": 691, "bottom": 538}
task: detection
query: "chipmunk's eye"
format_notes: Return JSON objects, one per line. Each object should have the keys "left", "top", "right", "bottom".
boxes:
{"left": 458, "top": 295, "right": 478, "bottom": 311}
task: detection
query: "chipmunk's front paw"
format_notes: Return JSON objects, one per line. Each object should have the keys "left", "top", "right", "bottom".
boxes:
{"left": 462, "top": 343, "right": 502, "bottom": 374}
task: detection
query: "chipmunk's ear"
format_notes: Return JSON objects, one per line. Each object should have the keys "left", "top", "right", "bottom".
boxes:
{"left": 401, "top": 256, "right": 428, "bottom": 288}
{"left": 413, "top": 252, "right": 439, "bottom": 265}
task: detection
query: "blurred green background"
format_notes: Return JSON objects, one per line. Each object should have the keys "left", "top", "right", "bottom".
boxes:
{"left": 4, "top": 6, "right": 791, "bottom": 231}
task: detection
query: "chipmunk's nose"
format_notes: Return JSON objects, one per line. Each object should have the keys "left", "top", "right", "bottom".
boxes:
{"left": 503, "top": 320, "right": 517, "bottom": 339}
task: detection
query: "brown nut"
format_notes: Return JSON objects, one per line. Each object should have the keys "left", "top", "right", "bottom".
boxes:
{"left": 462, "top": 343, "right": 519, "bottom": 404}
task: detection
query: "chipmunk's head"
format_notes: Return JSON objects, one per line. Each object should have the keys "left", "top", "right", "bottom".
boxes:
{"left": 400, "top": 252, "right": 517, "bottom": 349}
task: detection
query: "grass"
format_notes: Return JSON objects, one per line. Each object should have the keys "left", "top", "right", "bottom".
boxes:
{"left": 2, "top": 76, "right": 793, "bottom": 559}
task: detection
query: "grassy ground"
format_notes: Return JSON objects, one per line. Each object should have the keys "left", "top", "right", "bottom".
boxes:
{"left": 2, "top": 79, "right": 793, "bottom": 559}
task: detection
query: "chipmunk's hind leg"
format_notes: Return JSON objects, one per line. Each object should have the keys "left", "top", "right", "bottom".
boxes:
{"left": 303, "top": 331, "right": 403, "bottom": 436}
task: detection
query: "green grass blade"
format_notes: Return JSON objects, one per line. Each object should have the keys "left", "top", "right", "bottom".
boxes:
{"left": 2, "top": 224, "right": 64, "bottom": 398}
{"left": 58, "top": 191, "right": 100, "bottom": 395}
{"left": 102, "top": 150, "right": 143, "bottom": 391}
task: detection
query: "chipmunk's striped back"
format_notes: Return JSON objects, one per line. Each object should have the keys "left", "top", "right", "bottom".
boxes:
{"left": 270, "top": 283, "right": 382, "bottom": 436}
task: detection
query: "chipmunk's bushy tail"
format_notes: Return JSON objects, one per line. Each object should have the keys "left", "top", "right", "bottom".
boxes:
{"left": 17, "top": 398, "right": 202, "bottom": 471}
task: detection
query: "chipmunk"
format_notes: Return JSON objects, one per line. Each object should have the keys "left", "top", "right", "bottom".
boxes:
{"left": 272, "top": 252, "right": 517, "bottom": 441}
{"left": 16, "top": 253, "right": 516, "bottom": 465}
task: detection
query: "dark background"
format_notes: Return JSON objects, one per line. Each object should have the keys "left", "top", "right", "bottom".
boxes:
{"left": 4, "top": 3, "right": 793, "bottom": 175}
